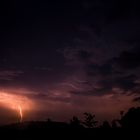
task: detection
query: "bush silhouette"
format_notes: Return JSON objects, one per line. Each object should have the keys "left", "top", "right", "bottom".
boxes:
{"left": 82, "top": 112, "right": 98, "bottom": 128}
{"left": 101, "top": 121, "right": 111, "bottom": 129}
{"left": 70, "top": 116, "right": 83, "bottom": 128}
{"left": 111, "top": 120, "right": 118, "bottom": 128}
{"left": 119, "top": 107, "right": 140, "bottom": 128}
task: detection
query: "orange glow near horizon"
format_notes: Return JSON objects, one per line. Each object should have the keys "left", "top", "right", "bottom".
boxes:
{"left": 0, "top": 91, "right": 34, "bottom": 122}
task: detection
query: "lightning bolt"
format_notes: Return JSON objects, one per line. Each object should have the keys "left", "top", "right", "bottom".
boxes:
{"left": 18, "top": 106, "right": 23, "bottom": 123}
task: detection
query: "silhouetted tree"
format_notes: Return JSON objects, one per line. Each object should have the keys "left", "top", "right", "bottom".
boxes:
{"left": 101, "top": 121, "right": 111, "bottom": 128}
{"left": 120, "top": 111, "right": 124, "bottom": 119}
{"left": 46, "top": 118, "right": 52, "bottom": 125}
{"left": 112, "top": 120, "right": 118, "bottom": 128}
{"left": 119, "top": 107, "right": 140, "bottom": 128}
{"left": 46, "top": 118, "right": 52, "bottom": 123}
{"left": 70, "top": 116, "right": 83, "bottom": 128}
{"left": 83, "top": 112, "right": 98, "bottom": 128}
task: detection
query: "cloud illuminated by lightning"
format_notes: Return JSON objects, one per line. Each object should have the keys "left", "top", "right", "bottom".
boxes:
{"left": 0, "top": 91, "right": 34, "bottom": 122}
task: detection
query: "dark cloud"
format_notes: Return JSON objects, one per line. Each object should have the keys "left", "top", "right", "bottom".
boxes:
{"left": 64, "top": 44, "right": 140, "bottom": 98}
{"left": 115, "top": 47, "right": 140, "bottom": 69}
{"left": 133, "top": 97, "right": 140, "bottom": 102}
{"left": 87, "top": 63, "right": 112, "bottom": 76}
{"left": 77, "top": 50, "right": 93, "bottom": 61}
{"left": 70, "top": 87, "right": 111, "bottom": 97}
{"left": 98, "top": 74, "right": 137, "bottom": 90}
{"left": 0, "top": 70, "right": 23, "bottom": 81}
{"left": 69, "top": 74, "right": 139, "bottom": 97}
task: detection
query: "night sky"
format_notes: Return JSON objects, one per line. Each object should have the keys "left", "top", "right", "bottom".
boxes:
{"left": 0, "top": 0, "right": 140, "bottom": 124}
